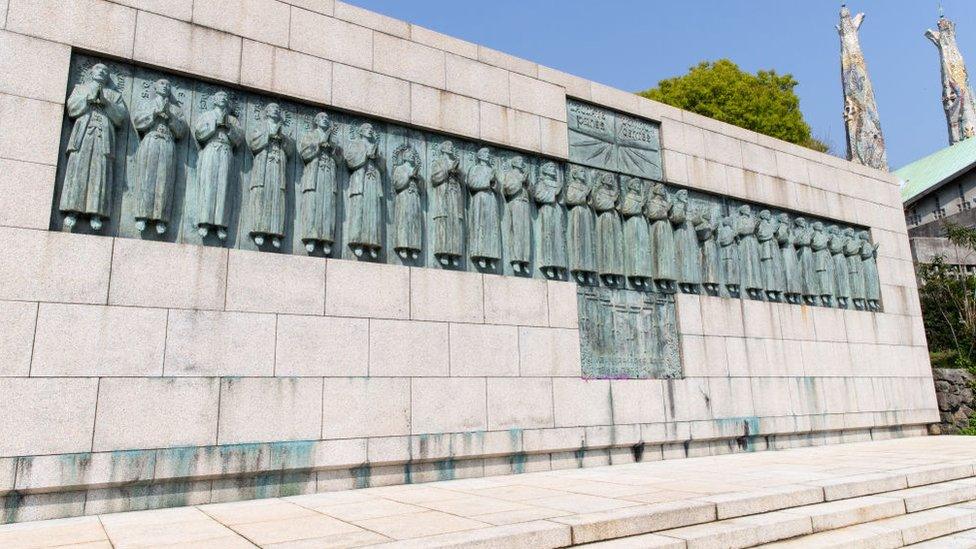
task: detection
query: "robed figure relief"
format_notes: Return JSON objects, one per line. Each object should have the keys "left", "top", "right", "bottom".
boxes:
{"left": 717, "top": 216, "right": 740, "bottom": 296}
{"left": 695, "top": 211, "right": 720, "bottom": 295}
{"left": 392, "top": 144, "right": 423, "bottom": 260}
{"left": 565, "top": 166, "right": 596, "bottom": 284}
{"left": 465, "top": 147, "right": 500, "bottom": 270}
{"left": 646, "top": 184, "right": 677, "bottom": 293}
{"left": 859, "top": 231, "right": 881, "bottom": 310}
{"left": 757, "top": 209, "right": 784, "bottom": 301}
{"left": 246, "top": 102, "right": 292, "bottom": 249}
{"left": 298, "top": 112, "right": 338, "bottom": 255}
{"left": 61, "top": 63, "right": 127, "bottom": 232}
{"left": 501, "top": 155, "right": 532, "bottom": 274}
{"left": 193, "top": 90, "right": 242, "bottom": 241}
{"left": 430, "top": 140, "right": 463, "bottom": 267}
{"left": 590, "top": 172, "right": 623, "bottom": 286}
{"left": 671, "top": 190, "right": 701, "bottom": 294}
{"left": 811, "top": 222, "right": 834, "bottom": 306}
{"left": 794, "top": 217, "right": 818, "bottom": 304}
{"left": 133, "top": 78, "right": 186, "bottom": 235}
{"left": 828, "top": 225, "right": 851, "bottom": 308}
{"left": 617, "top": 177, "right": 652, "bottom": 288}
{"left": 533, "top": 161, "right": 567, "bottom": 279}
{"left": 344, "top": 123, "right": 383, "bottom": 258}
{"left": 778, "top": 213, "right": 803, "bottom": 304}
{"left": 844, "top": 227, "right": 866, "bottom": 309}
{"left": 735, "top": 205, "right": 763, "bottom": 299}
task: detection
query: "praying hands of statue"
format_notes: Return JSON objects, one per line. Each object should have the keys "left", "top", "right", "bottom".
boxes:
{"left": 89, "top": 85, "right": 103, "bottom": 106}
{"left": 155, "top": 99, "right": 169, "bottom": 120}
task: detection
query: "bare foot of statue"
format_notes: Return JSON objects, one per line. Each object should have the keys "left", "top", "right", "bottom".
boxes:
{"left": 397, "top": 249, "right": 408, "bottom": 260}
{"left": 253, "top": 234, "right": 265, "bottom": 247}
{"left": 217, "top": 228, "right": 228, "bottom": 241}
{"left": 438, "top": 255, "right": 448, "bottom": 266}
{"left": 353, "top": 246, "right": 364, "bottom": 257}
{"left": 323, "top": 243, "right": 331, "bottom": 255}
{"left": 90, "top": 217, "right": 103, "bottom": 231}
{"left": 477, "top": 258, "right": 486, "bottom": 269}
{"left": 155, "top": 222, "right": 167, "bottom": 235}
{"left": 306, "top": 242, "right": 316, "bottom": 253}
{"left": 272, "top": 237, "right": 281, "bottom": 249}
{"left": 198, "top": 225, "right": 209, "bottom": 238}
{"left": 135, "top": 219, "right": 147, "bottom": 232}
{"left": 411, "top": 251, "right": 419, "bottom": 260}
{"left": 369, "top": 248, "right": 378, "bottom": 259}
{"left": 63, "top": 214, "right": 77, "bottom": 229}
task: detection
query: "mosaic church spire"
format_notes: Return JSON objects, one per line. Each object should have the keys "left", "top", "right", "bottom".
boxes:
{"left": 926, "top": 13, "right": 976, "bottom": 145}
{"left": 838, "top": 5, "right": 888, "bottom": 171}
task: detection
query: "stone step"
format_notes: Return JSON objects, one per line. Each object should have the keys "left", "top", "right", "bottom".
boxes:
{"left": 907, "top": 528, "right": 976, "bottom": 548}
{"left": 781, "top": 494, "right": 907, "bottom": 533}
{"left": 885, "top": 480, "right": 976, "bottom": 513}
{"left": 758, "top": 522, "right": 904, "bottom": 548}
{"left": 874, "top": 504, "right": 976, "bottom": 545}
{"left": 760, "top": 504, "right": 976, "bottom": 548}
{"left": 649, "top": 510, "right": 813, "bottom": 548}
{"left": 578, "top": 479, "right": 976, "bottom": 548}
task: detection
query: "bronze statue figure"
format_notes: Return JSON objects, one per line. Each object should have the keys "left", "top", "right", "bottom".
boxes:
{"left": 246, "top": 102, "right": 291, "bottom": 249}
{"left": 501, "top": 155, "right": 532, "bottom": 274}
{"left": 193, "top": 90, "right": 242, "bottom": 241}
{"left": 431, "top": 140, "right": 464, "bottom": 267}
{"left": 392, "top": 144, "right": 423, "bottom": 260}
{"left": 465, "top": 147, "right": 500, "bottom": 270}
{"left": 298, "top": 112, "right": 338, "bottom": 255}
{"left": 133, "top": 78, "right": 186, "bottom": 235}
{"left": 61, "top": 63, "right": 127, "bottom": 232}
{"left": 533, "top": 161, "right": 567, "bottom": 279}
{"left": 566, "top": 165, "right": 597, "bottom": 284}
{"left": 344, "top": 122, "right": 383, "bottom": 258}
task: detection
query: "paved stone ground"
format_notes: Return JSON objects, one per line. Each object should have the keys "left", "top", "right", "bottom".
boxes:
{"left": 3, "top": 436, "right": 976, "bottom": 548}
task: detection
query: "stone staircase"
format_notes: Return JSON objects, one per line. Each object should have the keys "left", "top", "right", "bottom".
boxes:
{"left": 562, "top": 464, "right": 976, "bottom": 547}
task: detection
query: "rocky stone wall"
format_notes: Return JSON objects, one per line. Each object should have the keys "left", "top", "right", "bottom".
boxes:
{"left": 934, "top": 367, "right": 976, "bottom": 433}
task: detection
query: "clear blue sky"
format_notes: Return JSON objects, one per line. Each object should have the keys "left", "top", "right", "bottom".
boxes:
{"left": 349, "top": 0, "right": 976, "bottom": 170}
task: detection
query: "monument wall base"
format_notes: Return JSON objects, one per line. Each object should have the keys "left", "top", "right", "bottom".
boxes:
{"left": 0, "top": 423, "right": 929, "bottom": 523}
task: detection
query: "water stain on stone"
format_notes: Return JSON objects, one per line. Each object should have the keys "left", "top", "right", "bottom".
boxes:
{"left": 631, "top": 442, "right": 645, "bottom": 462}
{"left": 351, "top": 464, "right": 371, "bottom": 489}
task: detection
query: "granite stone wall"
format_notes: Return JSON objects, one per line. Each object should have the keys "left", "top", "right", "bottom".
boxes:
{"left": 0, "top": 0, "right": 937, "bottom": 522}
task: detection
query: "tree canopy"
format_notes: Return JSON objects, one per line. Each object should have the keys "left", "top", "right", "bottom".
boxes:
{"left": 639, "top": 59, "right": 829, "bottom": 153}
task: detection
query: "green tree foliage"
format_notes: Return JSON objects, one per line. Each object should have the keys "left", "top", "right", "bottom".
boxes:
{"left": 917, "top": 222, "right": 976, "bottom": 370}
{"left": 640, "top": 59, "right": 829, "bottom": 153}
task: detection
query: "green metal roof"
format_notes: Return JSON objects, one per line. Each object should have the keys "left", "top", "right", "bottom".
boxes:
{"left": 897, "top": 137, "right": 976, "bottom": 205}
